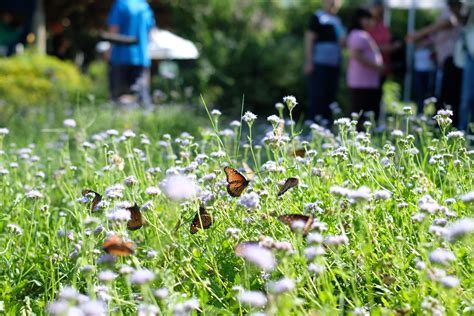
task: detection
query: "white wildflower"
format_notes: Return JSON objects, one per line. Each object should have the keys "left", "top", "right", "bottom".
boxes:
{"left": 429, "top": 248, "right": 456, "bottom": 265}
{"left": 130, "top": 269, "right": 155, "bottom": 285}
{"left": 242, "top": 111, "right": 257, "bottom": 124}
{"left": 161, "top": 174, "right": 199, "bottom": 201}
{"left": 106, "top": 208, "right": 131, "bottom": 221}
{"left": 230, "top": 120, "right": 241, "bottom": 128}
{"left": 304, "top": 246, "right": 326, "bottom": 260}
{"left": 237, "top": 192, "right": 260, "bottom": 209}
{"left": 98, "top": 270, "right": 117, "bottom": 282}
{"left": 283, "top": 95, "right": 298, "bottom": 110}
{"left": 439, "top": 275, "right": 460, "bottom": 288}
{"left": 145, "top": 186, "right": 161, "bottom": 196}
{"left": 63, "top": 119, "right": 77, "bottom": 128}
{"left": 374, "top": 190, "right": 392, "bottom": 200}
{"left": 105, "top": 184, "right": 124, "bottom": 199}
{"left": 447, "top": 131, "right": 464, "bottom": 139}
{"left": 123, "top": 129, "right": 136, "bottom": 138}
{"left": 238, "top": 290, "right": 267, "bottom": 307}
{"left": 308, "top": 263, "right": 325, "bottom": 275}
{"left": 324, "top": 235, "right": 349, "bottom": 246}
{"left": 267, "top": 277, "right": 295, "bottom": 294}
{"left": 154, "top": 288, "right": 169, "bottom": 299}
{"left": 25, "top": 189, "right": 43, "bottom": 199}
{"left": 444, "top": 218, "right": 474, "bottom": 242}
{"left": 211, "top": 109, "right": 222, "bottom": 116}
{"left": 239, "top": 244, "right": 276, "bottom": 272}
{"left": 460, "top": 191, "right": 474, "bottom": 203}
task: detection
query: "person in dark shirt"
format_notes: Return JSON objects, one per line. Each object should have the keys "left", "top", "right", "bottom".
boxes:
{"left": 304, "top": 0, "right": 345, "bottom": 125}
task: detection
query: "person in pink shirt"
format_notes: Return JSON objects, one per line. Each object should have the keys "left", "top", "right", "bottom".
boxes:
{"left": 347, "top": 8, "right": 383, "bottom": 122}
{"left": 369, "top": 0, "right": 402, "bottom": 76}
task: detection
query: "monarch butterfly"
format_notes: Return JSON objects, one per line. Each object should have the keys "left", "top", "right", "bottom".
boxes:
{"left": 277, "top": 177, "right": 299, "bottom": 196}
{"left": 102, "top": 235, "right": 134, "bottom": 256}
{"left": 278, "top": 214, "right": 314, "bottom": 237}
{"left": 82, "top": 189, "right": 102, "bottom": 211}
{"left": 224, "top": 167, "right": 249, "bottom": 197}
{"left": 289, "top": 148, "right": 306, "bottom": 158}
{"left": 234, "top": 241, "right": 260, "bottom": 257}
{"left": 190, "top": 205, "right": 213, "bottom": 234}
{"left": 126, "top": 203, "right": 145, "bottom": 231}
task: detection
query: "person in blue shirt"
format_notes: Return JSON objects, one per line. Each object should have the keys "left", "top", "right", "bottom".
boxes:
{"left": 107, "top": 0, "right": 155, "bottom": 107}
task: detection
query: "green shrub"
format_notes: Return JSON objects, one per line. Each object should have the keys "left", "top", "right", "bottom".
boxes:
{"left": 86, "top": 60, "right": 109, "bottom": 102}
{"left": 0, "top": 53, "right": 91, "bottom": 108}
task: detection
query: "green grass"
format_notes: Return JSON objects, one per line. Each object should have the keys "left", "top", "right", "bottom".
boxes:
{"left": 0, "top": 100, "right": 472, "bottom": 315}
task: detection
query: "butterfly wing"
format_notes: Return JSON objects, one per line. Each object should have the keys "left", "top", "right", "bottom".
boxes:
{"left": 190, "top": 205, "right": 213, "bottom": 234}
{"left": 277, "top": 177, "right": 299, "bottom": 196}
{"left": 289, "top": 148, "right": 306, "bottom": 158}
{"left": 127, "top": 203, "right": 145, "bottom": 231}
{"left": 224, "top": 167, "right": 249, "bottom": 197}
{"left": 82, "top": 189, "right": 102, "bottom": 211}
{"left": 103, "top": 235, "right": 134, "bottom": 256}
{"left": 278, "top": 214, "right": 313, "bottom": 236}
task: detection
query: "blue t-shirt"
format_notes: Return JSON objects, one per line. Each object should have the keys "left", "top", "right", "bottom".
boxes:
{"left": 107, "top": 0, "right": 155, "bottom": 67}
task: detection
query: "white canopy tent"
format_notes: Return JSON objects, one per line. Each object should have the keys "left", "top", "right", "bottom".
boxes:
{"left": 386, "top": 0, "right": 447, "bottom": 100}
{"left": 96, "top": 29, "right": 199, "bottom": 60}
{"left": 148, "top": 29, "right": 199, "bottom": 60}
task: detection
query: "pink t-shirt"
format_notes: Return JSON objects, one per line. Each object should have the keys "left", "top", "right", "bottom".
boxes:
{"left": 368, "top": 21, "right": 392, "bottom": 74}
{"left": 347, "top": 30, "right": 383, "bottom": 89}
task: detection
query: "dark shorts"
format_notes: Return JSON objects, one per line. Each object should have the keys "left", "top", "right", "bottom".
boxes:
{"left": 306, "top": 64, "right": 340, "bottom": 124}
{"left": 109, "top": 64, "right": 151, "bottom": 106}
{"left": 350, "top": 88, "right": 380, "bottom": 121}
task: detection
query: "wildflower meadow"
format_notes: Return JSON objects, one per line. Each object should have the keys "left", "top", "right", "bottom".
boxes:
{"left": 0, "top": 98, "right": 473, "bottom": 315}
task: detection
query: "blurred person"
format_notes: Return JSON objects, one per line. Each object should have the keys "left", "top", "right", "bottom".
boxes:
{"left": 368, "top": 0, "right": 402, "bottom": 107}
{"left": 459, "top": 1, "right": 474, "bottom": 131}
{"left": 413, "top": 38, "right": 436, "bottom": 111}
{"left": 304, "top": 0, "right": 346, "bottom": 125}
{"left": 107, "top": 0, "right": 155, "bottom": 108}
{"left": 347, "top": 8, "right": 383, "bottom": 122}
{"left": 0, "top": 12, "right": 23, "bottom": 56}
{"left": 407, "top": 0, "right": 467, "bottom": 126}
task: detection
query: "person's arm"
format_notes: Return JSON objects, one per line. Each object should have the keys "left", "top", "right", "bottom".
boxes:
{"left": 406, "top": 19, "right": 452, "bottom": 43}
{"left": 109, "top": 25, "right": 119, "bottom": 34}
{"left": 351, "top": 48, "right": 384, "bottom": 72}
{"left": 304, "top": 30, "right": 316, "bottom": 74}
{"left": 378, "top": 41, "right": 402, "bottom": 53}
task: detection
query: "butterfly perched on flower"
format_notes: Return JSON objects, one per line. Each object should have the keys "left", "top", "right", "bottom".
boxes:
{"left": 82, "top": 189, "right": 102, "bottom": 211}
{"left": 224, "top": 167, "right": 249, "bottom": 197}
{"left": 277, "top": 177, "right": 299, "bottom": 196}
{"left": 190, "top": 205, "right": 213, "bottom": 234}
{"left": 278, "top": 214, "right": 313, "bottom": 237}
{"left": 102, "top": 235, "right": 134, "bottom": 256}
{"left": 126, "top": 203, "right": 145, "bottom": 231}
{"left": 288, "top": 148, "right": 306, "bottom": 158}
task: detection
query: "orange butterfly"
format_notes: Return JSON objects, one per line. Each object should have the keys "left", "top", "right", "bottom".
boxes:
{"left": 102, "top": 235, "right": 134, "bottom": 256}
{"left": 126, "top": 203, "right": 145, "bottom": 231}
{"left": 224, "top": 167, "right": 249, "bottom": 197}
{"left": 82, "top": 189, "right": 102, "bottom": 211}
{"left": 190, "top": 205, "right": 213, "bottom": 234}
{"left": 289, "top": 148, "right": 306, "bottom": 158}
{"left": 234, "top": 241, "right": 260, "bottom": 257}
{"left": 277, "top": 177, "right": 299, "bottom": 196}
{"left": 278, "top": 214, "right": 313, "bottom": 237}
